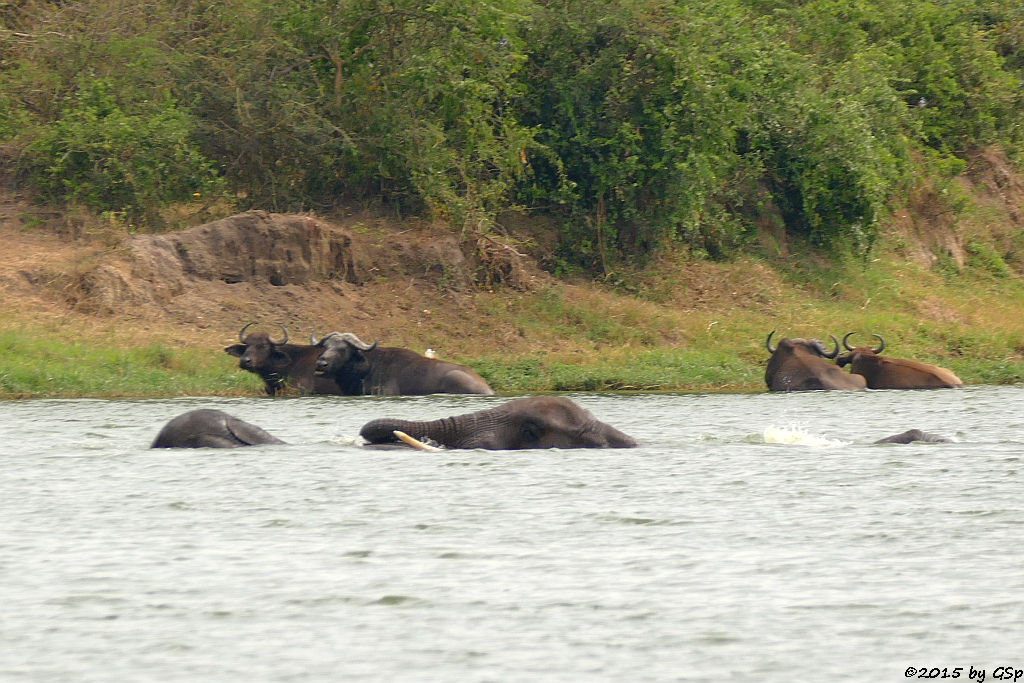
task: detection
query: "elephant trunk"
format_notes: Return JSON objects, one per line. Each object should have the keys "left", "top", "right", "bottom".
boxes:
{"left": 360, "top": 415, "right": 467, "bottom": 448}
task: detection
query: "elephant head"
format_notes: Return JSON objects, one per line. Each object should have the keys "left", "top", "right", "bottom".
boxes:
{"left": 360, "top": 396, "right": 638, "bottom": 450}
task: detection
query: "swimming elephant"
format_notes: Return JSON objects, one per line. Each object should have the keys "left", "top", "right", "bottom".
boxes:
{"left": 151, "top": 409, "right": 286, "bottom": 448}
{"left": 873, "top": 429, "right": 952, "bottom": 444}
{"left": 359, "top": 396, "right": 638, "bottom": 450}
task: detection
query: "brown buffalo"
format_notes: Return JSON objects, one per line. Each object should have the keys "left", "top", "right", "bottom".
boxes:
{"left": 224, "top": 323, "right": 342, "bottom": 396}
{"left": 836, "top": 333, "right": 963, "bottom": 389}
{"left": 313, "top": 331, "right": 495, "bottom": 396}
{"left": 764, "top": 330, "right": 867, "bottom": 391}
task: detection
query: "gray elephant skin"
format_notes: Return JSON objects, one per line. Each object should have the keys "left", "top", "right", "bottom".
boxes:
{"left": 360, "top": 396, "right": 638, "bottom": 450}
{"left": 872, "top": 429, "right": 951, "bottom": 444}
{"left": 151, "top": 409, "right": 285, "bottom": 448}
{"left": 148, "top": 405, "right": 947, "bottom": 450}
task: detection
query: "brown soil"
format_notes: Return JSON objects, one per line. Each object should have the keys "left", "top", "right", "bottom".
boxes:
{"left": 887, "top": 146, "right": 1024, "bottom": 269}
{"left": 0, "top": 198, "right": 551, "bottom": 356}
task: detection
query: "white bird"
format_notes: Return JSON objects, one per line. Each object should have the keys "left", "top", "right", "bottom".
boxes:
{"left": 424, "top": 348, "right": 436, "bottom": 358}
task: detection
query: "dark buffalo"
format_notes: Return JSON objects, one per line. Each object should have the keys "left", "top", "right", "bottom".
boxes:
{"left": 313, "top": 332, "right": 495, "bottom": 396}
{"left": 224, "top": 322, "right": 341, "bottom": 396}
{"left": 360, "top": 396, "right": 637, "bottom": 450}
{"left": 836, "top": 333, "right": 963, "bottom": 389}
{"left": 764, "top": 330, "right": 867, "bottom": 391}
{"left": 151, "top": 409, "right": 285, "bottom": 448}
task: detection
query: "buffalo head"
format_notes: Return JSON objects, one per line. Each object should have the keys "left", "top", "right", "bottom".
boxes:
{"left": 765, "top": 330, "right": 841, "bottom": 359}
{"left": 835, "top": 332, "right": 885, "bottom": 367}
{"left": 224, "top": 322, "right": 291, "bottom": 374}
{"left": 764, "top": 330, "right": 866, "bottom": 391}
{"left": 313, "top": 332, "right": 378, "bottom": 386}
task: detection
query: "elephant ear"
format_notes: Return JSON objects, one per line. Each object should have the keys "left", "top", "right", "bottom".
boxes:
{"left": 519, "top": 420, "right": 542, "bottom": 445}
{"left": 225, "top": 415, "right": 286, "bottom": 445}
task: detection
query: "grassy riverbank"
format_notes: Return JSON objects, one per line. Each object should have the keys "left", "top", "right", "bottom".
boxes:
{"left": 3, "top": 1, "right": 1023, "bottom": 399}
{"left": 3, "top": 240, "right": 1023, "bottom": 399}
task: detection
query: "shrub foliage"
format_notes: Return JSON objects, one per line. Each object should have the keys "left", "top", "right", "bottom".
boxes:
{"left": 2, "top": 0, "right": 1021, "bottom": 265}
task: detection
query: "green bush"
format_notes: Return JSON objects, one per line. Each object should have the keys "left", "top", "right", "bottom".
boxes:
{"left": 26, "top": 79, "right": 223, "bottom": 226}
{"left": 513, "top": 0, "right": 747, "bottom": 267}
{"left": 1, "top": 0, "right": 1022, "bottom": 261}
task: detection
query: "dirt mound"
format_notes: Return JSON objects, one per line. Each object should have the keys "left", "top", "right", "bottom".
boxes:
{"left": 133, "top": 210, "right": 361, "bottom": 287}
{"left": 889, "top": 146, "right": 1024, "bottom": 271}
{"left": 61, "top": 210, "right": 360, "bottom": 317}
{"left": 0, "top": 202, "right": 546, "bottom": 353}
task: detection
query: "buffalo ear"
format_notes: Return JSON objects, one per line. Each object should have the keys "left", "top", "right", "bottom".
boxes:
{"left": 224, "top": 344, "right": 246, "bottom": 358}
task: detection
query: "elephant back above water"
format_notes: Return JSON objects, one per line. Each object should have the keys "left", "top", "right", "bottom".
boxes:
{"left": 151, "top": 409, "right": 286, "bottom": 448}
{"left": 359, "top": 396, "right": 638, "bottom": 450}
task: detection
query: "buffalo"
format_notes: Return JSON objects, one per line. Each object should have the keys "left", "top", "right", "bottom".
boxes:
{"left": 151, "top": 409, "right": 285, "bottom": 448}
{"left": 764, "top": 330, "right": 867, "bottom": 391}
{"left": 313, "top": 332, "right": 495, "bottom": 396}
{"left": 836, "top": 333, "right": 963, "bottom": 389}
{"left": 224, "top": 322, "right": 341, "bottom": 396}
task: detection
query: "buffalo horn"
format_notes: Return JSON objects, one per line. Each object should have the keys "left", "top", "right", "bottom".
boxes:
{"left": 842, "top": 331, "right": 885, "bottom": 354}
{"left": 765, "top": 330, "right": 777, "bottom": 354}
{"left": 239, "top": 321, "right": 258, "bottom": 342}
{"left": 394, "top": 430, "right": 444, "bottom": 452}
{"left": 271, "top": 323, "right": 289, "bottom": 345}
{"left": 822, "top": 334, "right": 840, "bottom": 359}
{"left": 871, "top": 333, "right": 885, "bottom": 354}
{"left": 336, "top": 332, "right": 378, "bottom": 351}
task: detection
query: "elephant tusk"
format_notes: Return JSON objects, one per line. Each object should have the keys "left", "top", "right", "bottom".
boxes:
{"left": 393, "top": 430, "right": 443, "bottom": 452}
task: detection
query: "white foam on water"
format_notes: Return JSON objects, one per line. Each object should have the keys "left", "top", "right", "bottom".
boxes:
{"left": 762, "top": 424, "right": 849, "bottom": 447}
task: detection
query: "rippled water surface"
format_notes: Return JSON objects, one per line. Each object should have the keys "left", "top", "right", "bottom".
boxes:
{"left": 3, "top": 388, "right": 1024, "bottom": 681}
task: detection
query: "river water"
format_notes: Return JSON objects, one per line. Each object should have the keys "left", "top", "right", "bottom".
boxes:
{"left": 2, "top": 387, "right": 1023, "bottom": 682}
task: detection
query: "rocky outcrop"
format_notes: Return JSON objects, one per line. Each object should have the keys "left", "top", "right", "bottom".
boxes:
{"left": 61, "top": 210, "right": 365, "bottom": 314}
{"left": 130, "top": 210, "right": 361, "bottom": 287}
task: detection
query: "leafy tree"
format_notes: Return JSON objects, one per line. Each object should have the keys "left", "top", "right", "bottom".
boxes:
{"left": 513, "top": 0, "right": 749, "bottom": 268}
{"left": 0, "top": 0, "right": 1021, "bottom": 264}
{"left": 181, "top": 0, "right": 535, "bottom": 228}
{"left": 27, "top": 78, "right": 222, "bottom": 224}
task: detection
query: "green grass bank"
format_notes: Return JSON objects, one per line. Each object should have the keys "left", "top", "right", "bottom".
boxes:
{"left": 3, "top": 245, "right": 1023, "bottom": 399}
